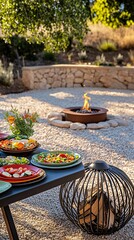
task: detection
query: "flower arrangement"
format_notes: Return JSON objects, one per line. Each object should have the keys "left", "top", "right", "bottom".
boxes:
{"left": 4, "top": 107, "right": 39, "bottom": 139}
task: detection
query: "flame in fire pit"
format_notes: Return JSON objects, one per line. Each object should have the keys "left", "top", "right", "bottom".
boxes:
{"left": 82, "top": 92, "right": 91, "bottom": 112}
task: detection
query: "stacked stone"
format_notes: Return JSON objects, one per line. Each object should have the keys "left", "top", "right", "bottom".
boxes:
{"left": 22, "top": 65, "right": 134, "bottom": 90}
{"left": 47, "top": 112, "right": 128, "bottom": 130}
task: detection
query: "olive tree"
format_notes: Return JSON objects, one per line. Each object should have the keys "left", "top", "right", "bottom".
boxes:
{"left": 91, "top": 0, "right": 134, "bottom": 28}
{"left": 0, "top": 0, "right": 90, "bottom": 51}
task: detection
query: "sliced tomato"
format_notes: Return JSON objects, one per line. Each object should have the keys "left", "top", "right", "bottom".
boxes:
{"left": 4, "top": 167, "right": 11, "bottom": 172}
{"left": 9, "top": 168, "right": 18, "bottom": 174}
{"left": 58, "top": 153, "right": 67, "bottom": 158}
{"left": 20, "top": 167, "right": 28, "bottom": 173}
{"left": 67, "top": 156, "right": 75, "bottom": 160}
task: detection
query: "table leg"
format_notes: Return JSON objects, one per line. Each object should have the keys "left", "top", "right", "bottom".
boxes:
{"left": 1, "top": 205, "right": 19, "bottom": 240}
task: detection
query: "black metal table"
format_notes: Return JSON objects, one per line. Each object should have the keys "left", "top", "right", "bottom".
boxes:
{"left": 0, "top": 149, "right": 85, "bottom": 240}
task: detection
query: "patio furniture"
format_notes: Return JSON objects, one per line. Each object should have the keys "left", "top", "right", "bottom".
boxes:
{"left": 0, "top": 148, "right": 85, "bottom": 240}
{"left": 60, "top": 160, "right": 134, "bottom": 235}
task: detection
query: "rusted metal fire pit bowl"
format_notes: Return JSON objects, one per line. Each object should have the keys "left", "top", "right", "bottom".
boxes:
{"left": 62, "top": 107, "right": 108, "bottom": 124}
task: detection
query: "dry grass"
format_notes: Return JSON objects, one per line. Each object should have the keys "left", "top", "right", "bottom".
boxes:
{"left": 84, "top": 22, "right": 134, "bottom": 50}
{"left": 128, "top": 50, "right": 134, "bottom": 65}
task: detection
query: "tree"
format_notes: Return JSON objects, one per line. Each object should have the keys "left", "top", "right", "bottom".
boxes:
{"left": 118, "top": 0, "right": 134, "bottom": 21}
{"left": 0, "top": 0, "right": 90, "bottom": 52}
{"left": 91, "top": 0, "right": 134, "bottom": 28}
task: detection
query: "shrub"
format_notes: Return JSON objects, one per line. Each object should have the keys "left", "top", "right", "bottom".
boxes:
{"left": 113, "top": 53, "right": 124, "bottom": 66}
{"left": 94, "top": 54, "right": 114, "bottom": 66}
{"left": 0, "top": 61, "right": 13, "bottom": 86}
{"left": 78, "top": 50, "right": 88, "bottom": 61}
{"left": 42, "top": 51, "right": 56, "bottom": 62}
{"left": 97, "top": 40, "right": 117, "bottom": 52}
{"left": 94, "top": 54, "right": 106, "bottom": 65}
{"left": 24, "top": 53, "right": 38, "bottom": 61}
{"left": 67, "top": 52, "right": 73, "bottom": 61}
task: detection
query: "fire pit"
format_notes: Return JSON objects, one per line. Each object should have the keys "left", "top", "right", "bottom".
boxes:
{"left": 62, "top": 106, "right": 108, "bottom": 124}
{"left": 47, "top": 92, "right": 128, "bottom": 130}
{"left": 62, "top": 93, "right": 108, "bottom": 124}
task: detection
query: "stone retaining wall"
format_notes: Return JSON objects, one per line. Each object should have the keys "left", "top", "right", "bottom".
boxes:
{"left": 22, "top": 64, "right": 134, "bottom": 90}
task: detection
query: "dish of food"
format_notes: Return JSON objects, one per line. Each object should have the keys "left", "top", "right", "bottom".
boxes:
{"left": 32, "top": 151, "right": 81, "bottom": 166}
{"left": 0, "top": 138, "right": 39, "bottom": 154}
{"left": 0, "top": 180, "right": 12, "bottom": 193}
{"left": 31, "top": 158, "right": 82, "bottom": 169}
{"left": 0, "top": 164, "right": 43, "bottom": 183}
{"left": 12, "top": 171, "right": 46, "bottom": 186}
{"left": 0, "top": 156, "right": 30, "bottom": 166}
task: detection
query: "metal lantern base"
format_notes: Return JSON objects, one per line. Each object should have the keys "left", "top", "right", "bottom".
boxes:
{"left": 59, "top": 161, "right": 134, "bottom": 235}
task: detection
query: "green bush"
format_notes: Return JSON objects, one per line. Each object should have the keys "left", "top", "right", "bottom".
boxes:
{"left": 42, "top": 51, "right": 56, "bottom": 62}
{"left": 97, "top": 40, "right": 117, "bottom": 52}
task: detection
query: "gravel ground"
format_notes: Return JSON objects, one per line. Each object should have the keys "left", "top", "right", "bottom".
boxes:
{"left": 0, "top": 87, "right": 134, "bottom": 240}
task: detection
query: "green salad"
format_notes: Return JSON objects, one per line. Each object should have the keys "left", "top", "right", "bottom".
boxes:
{"left": 0, "top": 156, "right": 30, "bottom": 166}
{"left": 34, "top": 151, "right": 80, "bottom": 165}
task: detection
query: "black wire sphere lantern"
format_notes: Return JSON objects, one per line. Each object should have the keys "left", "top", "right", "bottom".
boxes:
{"left": 60, "top": 160, "right": 134, "bottom": 235}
